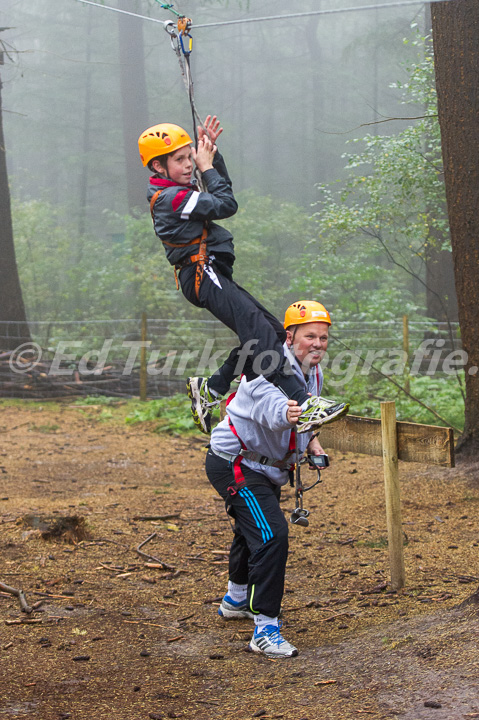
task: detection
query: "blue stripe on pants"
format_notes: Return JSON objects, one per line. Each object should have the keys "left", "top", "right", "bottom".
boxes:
{"left": 239, "top": 488, "right": 273, "bottom": 543}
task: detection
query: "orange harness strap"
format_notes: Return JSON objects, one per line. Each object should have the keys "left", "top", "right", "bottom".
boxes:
{"left": 150, "top": 188, "right": 208, "bottom": 297}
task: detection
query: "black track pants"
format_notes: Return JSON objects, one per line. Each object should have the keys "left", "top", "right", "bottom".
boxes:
{"left": 179, "top": 262, "right": 310, "bottom": 404}
{"left": 205, "top": 449, "right": 289, "bottom": 618}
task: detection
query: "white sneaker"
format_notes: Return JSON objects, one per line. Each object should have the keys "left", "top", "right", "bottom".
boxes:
{"left": 186, "top": 377, "right": 221, "bottom": 434}
{"left": 249, "top": 623, "right": 298, "bottom": 658}
{"left": 296, "top": 396, "right": 349, "bottom": 434}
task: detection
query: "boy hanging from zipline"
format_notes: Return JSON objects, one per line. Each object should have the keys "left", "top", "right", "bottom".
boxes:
{"left": 138, "top": 115, "right": 349, "bottom": 434}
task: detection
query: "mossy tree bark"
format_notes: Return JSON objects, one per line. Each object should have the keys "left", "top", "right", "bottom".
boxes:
{"left": 431, "top": 0, "right": 479, "bottom": 456}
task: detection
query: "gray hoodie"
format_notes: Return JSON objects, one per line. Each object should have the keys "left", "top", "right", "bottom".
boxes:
{"left": 210, "top": 343, "right": 323, "bottom": 486}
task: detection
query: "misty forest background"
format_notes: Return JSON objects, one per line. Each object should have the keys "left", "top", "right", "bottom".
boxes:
{"left": 0, "top": 0, "right": 464, "bottom": 428}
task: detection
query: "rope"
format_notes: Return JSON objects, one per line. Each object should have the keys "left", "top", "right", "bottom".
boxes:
{"left": 164, "top": 23, "right": 203, "bottom": 142}
{"left": 163, "top": 19, "right": 206, "bottom": 187}
{"left": 152, "top": 1, "right": 183, "bottom": 20}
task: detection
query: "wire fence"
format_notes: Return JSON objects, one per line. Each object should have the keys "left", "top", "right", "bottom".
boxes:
{"left": 0, "top": 317, "right": 462, "bottom": 400}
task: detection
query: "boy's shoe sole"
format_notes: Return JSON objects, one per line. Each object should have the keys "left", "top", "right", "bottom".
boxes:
{"left": 297, "top": 402, "right": 350, "bottom": 434}
{"left": 186, "top": 377, "right": 212, "bottom": 435}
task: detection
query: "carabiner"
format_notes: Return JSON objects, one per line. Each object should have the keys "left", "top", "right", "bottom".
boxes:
{"left": 179, "top": 30, "right": 193, "bottom": 56}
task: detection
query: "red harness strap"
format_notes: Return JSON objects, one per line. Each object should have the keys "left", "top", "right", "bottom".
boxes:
{"left": 226, "top": 388, "right": 296, "bottom": 496}
{"left": 225, "top": 391, "right": 245, "bottom": 495}
{"left": 227, "top": 416, "right": 248, "bottom": 493}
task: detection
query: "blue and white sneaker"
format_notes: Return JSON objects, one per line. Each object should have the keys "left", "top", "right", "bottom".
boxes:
{"left": 218, "top": 594, "right": 254, "bottom": 620}
{"left": 249, "top": 623, "right": 298, "bottom": 658}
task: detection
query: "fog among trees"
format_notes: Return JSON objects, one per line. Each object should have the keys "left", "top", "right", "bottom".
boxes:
{"left": 2, "top": 0, "right": 427, "bottom": 234}
{"left": 3, "top": 0, "right": 477, "bottom": 443}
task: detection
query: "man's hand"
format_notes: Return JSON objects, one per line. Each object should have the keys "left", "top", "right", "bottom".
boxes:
{"left": 191, "top": 135, "right": 217, "bottom": 173}
{"left": 286, "top": 399, "right": 302, "bottom": 425}
{"left": 199, "top": 114, "right": 223, "bottom": 144}
{"left": 307, "top": 435, "right": 326, "bottom": 457}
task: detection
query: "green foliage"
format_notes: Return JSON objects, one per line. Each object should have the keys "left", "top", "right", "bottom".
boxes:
{"left": 72, "top": 396, "right": 120, "bottom": 406}
{"left": 393, "top": 375, "right": 464, "bottom": 430}
{"left": 358, "top": 537, "right": 389, "bottom": 549}
{"left": 222, "top": 189, "right": 315, "bottom": 311}
{"left": 12, "top": 200, "right": 189, "bottom": 323}
{"left": 13, "top": 189, "right": 314, "bottom": 325}
{"left": 295, "top": 31, "right": 448, "bottom": 323}
{"left": 323, "top": 368, "right": 464, "bottom": 431}
{"left": 291, "top": 30, "right": 464, "bottom": 432}
{"left": 29, "top": 423, "right": 59, "bottom": 433}
{"left": 125, "top": 394, "right": 198, "bottom": 434}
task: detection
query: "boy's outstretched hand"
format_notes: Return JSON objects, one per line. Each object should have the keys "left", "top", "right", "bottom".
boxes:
{"left": 199, "top": 114, "right": 223, "bottom": 144}
{"left": 191, "top": 135, "right": 217, "bottom": 173}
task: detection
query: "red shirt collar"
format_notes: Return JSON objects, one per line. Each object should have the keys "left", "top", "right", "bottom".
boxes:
{"left": 150, "top": 176, "right": 196, "bottom": 191}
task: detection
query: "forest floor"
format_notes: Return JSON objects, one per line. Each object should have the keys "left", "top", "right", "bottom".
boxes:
{"left": 0, "top": 399, "right": 478, "bottom": 720}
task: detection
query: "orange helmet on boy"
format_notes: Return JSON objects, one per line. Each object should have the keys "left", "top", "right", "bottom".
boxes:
{"left": 138, "top": 123, "right": 192, "bottom": 167}
{"left": 284, "top": 301, "right": 331, "bottom": 329}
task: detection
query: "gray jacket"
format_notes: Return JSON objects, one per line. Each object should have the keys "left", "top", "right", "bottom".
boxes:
{"left": 210, "top": 344, "right": 324, "bottom": 486}
{"left": 147, "top": 152, "right": 238, "bottom": 267}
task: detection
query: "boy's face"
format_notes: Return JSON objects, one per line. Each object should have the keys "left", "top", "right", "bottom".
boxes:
{"left": 153, "top": 145, "right": 193, "bottom": 185}
{"left": 286, "top": 322, "right": 329, "bottom": 369}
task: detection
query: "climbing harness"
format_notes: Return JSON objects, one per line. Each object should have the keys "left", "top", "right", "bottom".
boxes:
{"left": 226, "top": 411, "right": 297, "bottom": 497}
{"left": 219, "top": 392, "right": 294, "bottom": 496}
{"left": 221, "top": 385, "right": 325, "bottom": 516}
{"left": 149, "top": 187, "right": 208, "bottom": 298}
{"left": 289, "top": 428, "right": 323, "bottom": 527}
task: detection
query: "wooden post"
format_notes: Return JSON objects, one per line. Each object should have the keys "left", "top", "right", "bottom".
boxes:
{"left": 140, "top": 312, "right": 147, "bottom": 402}
{"left": 381, "top": 401, "right": 405, "bottom": 590}
{"left": 402, "top": 314, "right": 410, "bottom": 393}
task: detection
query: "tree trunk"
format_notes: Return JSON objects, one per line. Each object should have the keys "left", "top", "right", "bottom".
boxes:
{"left": 425, "top": 213, "right": 458, "bottom": 323}
{"left": 431, "top": 0, "right": 479, "bottom": 456}
{"left": 117, "top": 0, "right": 149, "bottom": 214}
{"left": 0, "top": 66, "right": 30, "bottom": 351}
{"left": 78, "top": 5, "right": 93, "bottom": 239}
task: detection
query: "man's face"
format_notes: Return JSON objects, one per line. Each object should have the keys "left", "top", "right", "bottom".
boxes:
{"left": 286, "top": 322, "right": 329, "bottom": 370}
{"left": 153, "top": 145, "right": 193, "bottom": 185}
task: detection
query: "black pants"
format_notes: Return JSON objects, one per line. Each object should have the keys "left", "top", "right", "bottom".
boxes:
{"left": 179, "top": 261, "right": 310, "bottom": 404}
{"left": 205, "top": 449, "right": 289, "bottom": 618}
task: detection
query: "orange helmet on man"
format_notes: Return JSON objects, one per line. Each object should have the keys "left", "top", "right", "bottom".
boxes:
{"left": 138, "top": 123, "right": 192, "bottom": 167}
{"left": 284, "top": 301, "right": 331, "bottom": 330}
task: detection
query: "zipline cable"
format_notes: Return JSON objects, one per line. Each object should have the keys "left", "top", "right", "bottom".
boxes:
{"left": 193, "top": 0, "right": 455, "bottom": 29}
{"left": 71, "top": 1, "right": 204, "bottom": 153}
{"left": 71, "top": 0, "right": 457, "bottom": 28}
{"left": 71, "top": 0, "right": 170, "bottom": 25}
{"left": 71, "top": 0, "right": 455, "bottom": 183}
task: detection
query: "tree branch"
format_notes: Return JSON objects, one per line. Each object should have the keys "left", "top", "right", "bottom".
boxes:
{"left": 0, "top": 581, "right": 33, "bottom": 613}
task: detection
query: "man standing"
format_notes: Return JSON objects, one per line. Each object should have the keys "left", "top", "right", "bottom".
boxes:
{"left": 205, "top": 301, "right": 334, "bottom": 658}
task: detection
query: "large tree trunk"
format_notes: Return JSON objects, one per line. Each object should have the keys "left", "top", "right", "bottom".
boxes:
{"left": 117, "top": 0, "right": 149, "bottom": 214}
{"left": 0, "top": 66, "right": 30, "bottom": 351}
{"left": 425, "top": 218, "right": 458, "bottom": 323}
{"left": 431, "top": 0, "right": 479, "bottom": 457}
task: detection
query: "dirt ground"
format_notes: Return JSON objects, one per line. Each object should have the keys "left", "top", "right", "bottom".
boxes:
{"left": 0, "top": 400, "right": 478, "bottom": 720}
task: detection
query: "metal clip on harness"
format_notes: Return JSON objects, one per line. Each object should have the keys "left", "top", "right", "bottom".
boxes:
{"left": 290, "top": 428, "right": 323, "bottom": 527}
